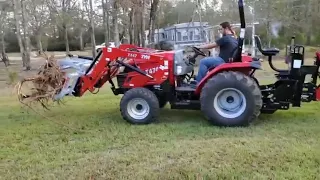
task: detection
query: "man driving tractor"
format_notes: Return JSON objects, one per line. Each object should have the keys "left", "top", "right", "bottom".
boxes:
{"left": 193, "top": 21, "right": 238, "bottom": 84}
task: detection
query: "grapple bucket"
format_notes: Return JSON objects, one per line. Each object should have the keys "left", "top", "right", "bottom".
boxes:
{"left": 54, "top": 57, "right": 93, "bottom": 100}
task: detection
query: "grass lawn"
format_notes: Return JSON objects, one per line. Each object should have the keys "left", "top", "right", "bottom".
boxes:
{"left": 1, "top": 58, "right": 320, "bottom": 179}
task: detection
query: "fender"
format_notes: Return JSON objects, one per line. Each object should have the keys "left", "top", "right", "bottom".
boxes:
{"left": 316, "top": 51, "right": 320, "bottom": 101}
{"left": 194, "top": 61, "right": 261, "bottom": 95}
{"left": 316, "top": 86, "right": 320, "bottom": 101}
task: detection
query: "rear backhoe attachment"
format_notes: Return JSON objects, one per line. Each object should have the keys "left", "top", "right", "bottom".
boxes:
{"left": 255, "top": 35, "right": 320, "bottom": 114}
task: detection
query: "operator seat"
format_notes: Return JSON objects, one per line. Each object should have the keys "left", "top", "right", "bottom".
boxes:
{"left": 254, "top": 35, "right": 280, "bottom": 56}
{"left": 254, "top": 35, "right": 291, "bottom": 77}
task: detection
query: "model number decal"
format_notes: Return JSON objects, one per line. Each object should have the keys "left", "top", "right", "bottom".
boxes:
{"left": 145, "top": 65, "right": 166, "bottom": 74}
{"left": 145, "top": 67, "right": 159, "bottom": 74}
{"left": 128, "top": 53, "right": 137, "bottom": 58}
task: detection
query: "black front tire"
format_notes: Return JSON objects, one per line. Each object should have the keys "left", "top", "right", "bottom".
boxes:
{"left": 200, "top": 71, "right": 262, "bottom": 127}
{"left": 120, "top": 88, "right": 160, "bottom": 124}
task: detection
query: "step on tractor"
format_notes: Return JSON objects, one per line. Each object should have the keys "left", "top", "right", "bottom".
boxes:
{"left": 54, "top": 0, "right": 320, "bottom": 127}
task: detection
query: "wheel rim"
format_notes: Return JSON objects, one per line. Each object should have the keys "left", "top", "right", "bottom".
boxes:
{"left": 213, "top": 88, "right": 247, "bottom": 119}
{"left": 127, "top": 98, "right": 150, "bottom": 120}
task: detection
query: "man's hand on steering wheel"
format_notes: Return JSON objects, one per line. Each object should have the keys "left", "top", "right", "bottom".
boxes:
{"left": 192, "top": 46, "right": 206, "bottom": 57}
{"left": 183, "top": 45, "right": 207, "bottom": 66}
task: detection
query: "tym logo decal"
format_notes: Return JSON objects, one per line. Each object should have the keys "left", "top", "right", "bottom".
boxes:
{"left": 141, "top": 54, "right": 150, "bottom": 59}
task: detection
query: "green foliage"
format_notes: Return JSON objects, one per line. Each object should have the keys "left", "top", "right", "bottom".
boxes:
{"left": 294, "top": 33, "right": 306, "bottom": 45}
{"left": 4, "top": 32, "right": 20, "bottom": 53}
{"left": 311, "top": 34, "right": 320, "bottom": 46}
{"left": 7, "top": 70, "right": 18, "bottom": 85}
{"left": 46, "top": 39, "right": 81, "bottom": 51}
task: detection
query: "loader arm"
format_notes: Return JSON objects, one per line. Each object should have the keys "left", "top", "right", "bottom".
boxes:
{"left": 73, "top": 47, "right": 165, "bottom": 97}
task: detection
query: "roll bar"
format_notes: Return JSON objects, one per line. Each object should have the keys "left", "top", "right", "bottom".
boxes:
{"left": 233, "top": 0, "right": 246, "bottom": 62}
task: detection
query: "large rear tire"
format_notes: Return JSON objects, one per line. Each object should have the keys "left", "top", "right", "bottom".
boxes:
{"left": 120, "top": 88, "right": 160, "bottom": 124}
{"left": 200, "top": 71, "right": 262, "bottom": 127}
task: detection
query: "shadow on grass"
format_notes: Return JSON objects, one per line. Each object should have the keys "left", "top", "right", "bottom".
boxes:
{"left": 157, "top": 107, "right": 206, "bottom": 124}
{"left": 6, "top": 96, "right": 319, "bottom": 141}
{"left": 40, "top": 101, "right": 319, "bottom": 128}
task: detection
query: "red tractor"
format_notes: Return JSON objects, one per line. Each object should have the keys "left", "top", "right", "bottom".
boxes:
{"left": 55, "top": 0, "right": 320, "bottom": 127}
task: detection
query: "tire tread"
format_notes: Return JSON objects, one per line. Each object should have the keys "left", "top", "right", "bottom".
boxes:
{"left": 120, "top": 88, "right": 159, "bottom": 124}
{"left": 200, "top": 71, "right": 262, "bottom": 126}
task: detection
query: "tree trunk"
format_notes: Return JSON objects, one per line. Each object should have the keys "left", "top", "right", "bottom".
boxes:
{"left": 0, "top": 13, "right": 8, "bottom": 66}
{"left": 79, "top": 30, "right": 84, "bottom": 51}
{"left": 148, "top": 0, "right": 159, "bottom": 43}
{"left": 266, "top": 1, "right": 272, "bottom": 48}
{"left": 134, "top": 10, "right": 140, "bottom": 45}
{"left": 129, "top": 8, "right": 134, "bottom": 44}
{"left": 112, "top": 0, "right": 120, "bottom": 47}
{"left": 1, "top": 32, "right": 5, "bottom": 53}
{"left": 1, "top": 34, "right": 9, "bottom": 67}
{"left": 64, "top": 25, "right": 70, "bottom": 54}
{"left": 305, "top": 0, "right": 312, "bottom": 45}
{"left": 103, "top": 0, "right": 110, "bottom": 46}
{"left": 79, "top": 1, "right": 84, "bottom": 51}
{"left": 12, "top": 0, "right": 25, "bottom": 65}
{"left": 36, "top": 33, "right": 43, "bottom": 55}
{"left": 89, "top": 0, "right": 96, "bottom": 57}
{"left": 21, "top": 0, "right": 31, "bottom": 70}
{"left": 0, "top": 9, "right": 7, "bottom": 65}
{"left": 137, "top": 28, "right": 141, "bottom": 46}
{"left": 140, "top": 0, "right": 146, "bottom": 47}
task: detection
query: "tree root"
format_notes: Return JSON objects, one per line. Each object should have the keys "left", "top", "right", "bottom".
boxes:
{"left": 15, "top": 54, "right": 65, "bottom": 110}
{"left": 13, "top": 53, "right": 87, "bottom": 132}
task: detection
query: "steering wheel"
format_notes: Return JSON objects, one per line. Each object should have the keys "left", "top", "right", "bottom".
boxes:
{"left": 184, "top": 46, "right": 206, "bottom": 65}
{"left": 182, "top": 46, "right": 207, "bottom": 82}
{"left": 192, "top": 46, "right": 206, "bottom": 57}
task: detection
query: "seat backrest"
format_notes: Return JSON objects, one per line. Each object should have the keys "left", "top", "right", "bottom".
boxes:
{"left": 230, "top": 36, "right": 243, "bottom": 62}
{"left": 254, "top": 35, "right": 264, "bottom": 53}
{"left": 230, "top": 46, "right": 239, "bottom": 62}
